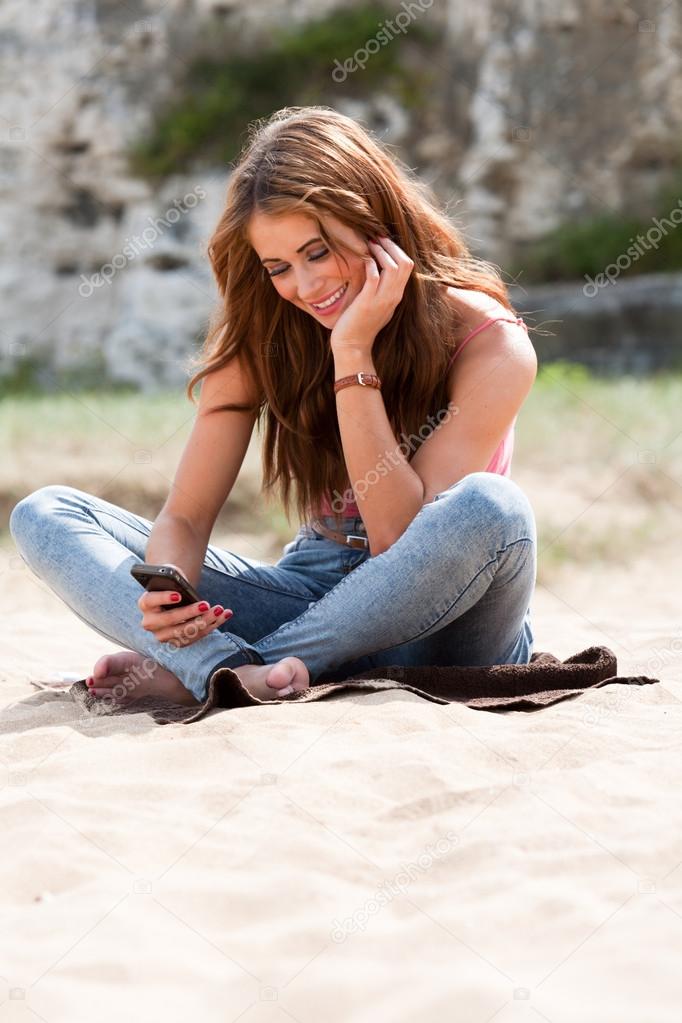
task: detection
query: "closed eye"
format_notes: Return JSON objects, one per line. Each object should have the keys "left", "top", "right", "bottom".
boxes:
{"left": 268, "top": 248, "right": 329, "bottom": 278}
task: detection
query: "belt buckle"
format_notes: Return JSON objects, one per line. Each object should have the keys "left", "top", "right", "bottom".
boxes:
{"left": 345, "top": 534, "right": 369, "bottom": 550}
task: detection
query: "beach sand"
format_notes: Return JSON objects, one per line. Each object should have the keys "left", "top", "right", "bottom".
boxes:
{"left": 1, "top": 537, "right": 681, "bottom": 1021}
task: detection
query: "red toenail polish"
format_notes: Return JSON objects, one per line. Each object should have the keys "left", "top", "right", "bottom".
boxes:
{"left": 170, "top": 593, "right": 181, "bottom": 601}
{"left": 198, "top": 602, "right": 209, "bottom": 612}
{"left": 214, "top": 606, "right": 224, "bottom": 616}
{"left": 87, "top": 678, "right": 94, "bottom": 686}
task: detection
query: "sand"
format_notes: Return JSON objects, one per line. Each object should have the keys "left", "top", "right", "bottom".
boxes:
{"left": 1, "top": 539, "right": 681, "bottom": 1021}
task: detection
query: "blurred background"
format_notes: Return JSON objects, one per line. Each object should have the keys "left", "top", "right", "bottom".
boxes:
{"left": 1, "top": 0, "right": 680, "bottom": 669}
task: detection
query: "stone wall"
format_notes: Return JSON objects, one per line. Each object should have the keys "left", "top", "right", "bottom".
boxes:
{"left": 1, "top": 0, "right": 680, "bottom": 389}
{"left": 512, "top": 272, "right": 682, "bottom": 374}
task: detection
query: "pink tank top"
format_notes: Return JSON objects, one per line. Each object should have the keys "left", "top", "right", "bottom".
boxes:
{"left": 316, "top": 314, "right": 529, "bottom": 517}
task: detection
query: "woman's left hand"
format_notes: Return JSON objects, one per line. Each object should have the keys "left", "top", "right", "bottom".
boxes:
{"left": 330, "top": 236, "right": 414, "bottom": 353}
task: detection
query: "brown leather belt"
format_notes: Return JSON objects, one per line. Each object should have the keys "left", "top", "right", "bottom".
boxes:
{"left": 309, "top": 518, "right": 370, "bottom": 550}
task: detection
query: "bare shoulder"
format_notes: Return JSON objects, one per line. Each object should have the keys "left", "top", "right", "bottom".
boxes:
{"left": 198, "top": 350, "right": 262, "bottom": 412}
{"left": 443, "top": 285, "right": 517, "bottom": 336}
{"left": 443, "top": 285, "right": 534, "bottom": 361}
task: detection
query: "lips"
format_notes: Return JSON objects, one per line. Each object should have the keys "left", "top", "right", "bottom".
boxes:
{"left": 309, "top": 281, "right": 348, "bottom": 311}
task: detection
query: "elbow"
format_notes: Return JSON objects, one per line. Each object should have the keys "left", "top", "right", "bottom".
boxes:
{"left": 363, "top": 482, "right": 426, "bottom": 556}
{"left": 369, "top": 540, "right": 390, "bottom": 558}
{"left": 369, "top": 529, "right": 403, "bottom": 557}
{"left": 368, "top": 498, "right": 426, "bottom": 556}
{"left": 366, "top": 529, "right": 395, "bottom": 557}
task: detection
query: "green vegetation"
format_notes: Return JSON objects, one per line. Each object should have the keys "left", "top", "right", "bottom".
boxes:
{"left": 127, "top": 4, "right": 440, "bottom": 180}
{"left": 0, "top": 387, "right": 273, "bottom": 544}
{"left": 1, "top": 388, "right": 191, "bottom": 441}
{"left": 516, "top": 361, "right": 682, "bottom": 581}
{"left": 2, "top": 366, "right": 681, "bottom": 576}
{"left": 512, "top": 172, "right": 682, "bottom": 283}
{"left": 0, "top": 352, "right": 137, "bottom": 399}
{"left": 517, "top": 360, "right": 682, "bottom": 460}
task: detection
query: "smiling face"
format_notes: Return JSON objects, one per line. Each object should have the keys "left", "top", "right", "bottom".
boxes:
{"left": 247, "top": 210, "right": 369, "bottom": 326}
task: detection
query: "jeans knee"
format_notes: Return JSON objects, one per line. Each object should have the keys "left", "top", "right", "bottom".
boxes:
{"left": 437, "top": 472, "right": 536, "bottom": 542}
{"left": 9, "top": 484, "right": 79, "bottom": 549}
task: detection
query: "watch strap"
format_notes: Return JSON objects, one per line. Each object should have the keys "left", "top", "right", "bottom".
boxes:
{"left": 334, "top": 372, "right": 382, "bottom": 394}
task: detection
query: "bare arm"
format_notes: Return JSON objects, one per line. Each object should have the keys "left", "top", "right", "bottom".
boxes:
{"left": 332, "top": 346, "right": 423, "bottom": 557}
{"left": 143, "top": 516, "right": 209, "bottom": 591}
{"left": 144, "top": 355, "right": 260, "bottom": 588}
{"left": 332, "top": 321, "right": 536, "bottom": 555}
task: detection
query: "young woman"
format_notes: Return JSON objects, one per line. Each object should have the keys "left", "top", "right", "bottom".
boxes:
{"left": 9, "top": 105, "right": 538, "bottom": 709}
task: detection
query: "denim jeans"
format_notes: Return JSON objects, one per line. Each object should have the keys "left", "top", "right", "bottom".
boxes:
{"left": 8, "top": 472, "right": 537, "bottom": 703}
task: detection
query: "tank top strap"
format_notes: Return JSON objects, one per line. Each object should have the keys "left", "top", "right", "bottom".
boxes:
{"left": 447, "top": 315, "right": 528, "bottom": 370}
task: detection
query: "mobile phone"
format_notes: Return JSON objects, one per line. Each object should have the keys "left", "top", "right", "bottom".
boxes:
{"left": 130, "top": 562, "right": 202, "bottom": 611}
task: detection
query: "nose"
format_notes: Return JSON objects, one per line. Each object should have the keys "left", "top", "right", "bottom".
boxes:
{"left": 296, "top": 263, "right": 327, "bottom": 304}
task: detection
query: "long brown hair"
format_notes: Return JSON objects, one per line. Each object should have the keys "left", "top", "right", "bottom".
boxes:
{"left": 186, "top": 105, "right": 517, "bottom": 527}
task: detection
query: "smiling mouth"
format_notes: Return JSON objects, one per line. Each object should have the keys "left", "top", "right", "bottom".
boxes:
{"left": 309, "top": 281, "right": 349, "bottom": 313}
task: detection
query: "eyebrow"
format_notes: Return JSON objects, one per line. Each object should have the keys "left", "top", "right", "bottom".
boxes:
{"left": 261, "top": 237, "right": 323, "bottom": 265}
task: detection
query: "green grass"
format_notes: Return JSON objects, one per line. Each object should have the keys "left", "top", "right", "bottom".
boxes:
{"left": 0, "top": 351, "right": 137, "bottom": 398}
{"left": 127, "top": 4, "right": 441, "bottom": 180}
{"left": 0, "top": 389, "right": 281, "bottom": 544}
{"left": 2, "top": 366, "right": 681, "bottom": 572}
{"left": 515, "top": 362, "right": 682, "bottom": 580}
{"left": 516, "top": 360, "right": 682, "bottom": 463}
{"left": 1, "top": 388, "right": 193, "bottom": 443}
{"left": 531, "top": 363, "right": 682, "bottom": 465}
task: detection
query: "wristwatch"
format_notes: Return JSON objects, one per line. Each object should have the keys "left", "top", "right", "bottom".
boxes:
{"left": 334, "top": 371, "right": 382, "bottom": 394}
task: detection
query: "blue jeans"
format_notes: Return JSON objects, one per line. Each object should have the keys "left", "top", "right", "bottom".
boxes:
{"left": 8, "top": 472, "right": 536, "bottom": 703}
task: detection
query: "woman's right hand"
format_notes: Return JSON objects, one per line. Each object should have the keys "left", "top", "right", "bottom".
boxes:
{"left": 137, "top": 589, "right": 233, "bottom": 648}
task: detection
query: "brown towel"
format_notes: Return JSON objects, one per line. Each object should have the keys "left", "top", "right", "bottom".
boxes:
{"left": 69, "top": 645, "right": 659, "bottom": 726}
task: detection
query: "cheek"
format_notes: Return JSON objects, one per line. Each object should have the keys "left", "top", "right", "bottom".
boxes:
{"left": 271, "top": 278, "right": 296, "bottom": 302}
{"left": 349, "top": 257, "right": 368, "bottom": 287}
{"left": 330, "top": 249, "right": 364, "bottom": 287}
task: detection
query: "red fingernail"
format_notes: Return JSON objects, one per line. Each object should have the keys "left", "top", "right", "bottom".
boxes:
{"left": 87, "top": 677, "right": 94, "bottom": 686}
{"left": 170, "top": 593, "right": 181, "bottom": 602}
{"left": 214, "top": 606, "right": 224, "bottom": 616}
{"left": 198, "top": 602, "right": 209, "bottom": 612}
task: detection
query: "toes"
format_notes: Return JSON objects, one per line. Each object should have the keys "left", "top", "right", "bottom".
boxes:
{"left": 88, "top": 675, "right": 135, "bottom": 702}
{"left": 92, "top": 653, "right": 127, "bottom": 682}
{"left": 264, "top": 657, "right": 310, "bottom": 692}
{"left": 91, "top": 650, "right": 143, "bottom": 683}
{"left": 286, "top": 656, "right": 310, "bottom": 692}
{"left": 88, "top": 675, "right": 117, "bottom": 690}
{"left": 91, "top": 654, "right": 112, "bottom": 681}
{"left": 89, "top": 687, "right": 128, "bottom": 703}
{"left": 264, "top": 663, "right": 293, "bottom": 690}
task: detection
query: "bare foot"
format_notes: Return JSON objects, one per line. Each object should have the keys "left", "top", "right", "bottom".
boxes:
{"left": 87, "top": 651, "right": 309, "bottom": 707}
{"left": 87, "top": 651, "right": 199, "bottom": 707}
{"left": 229, "top": 656, "right": 310, "bottom": 700}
